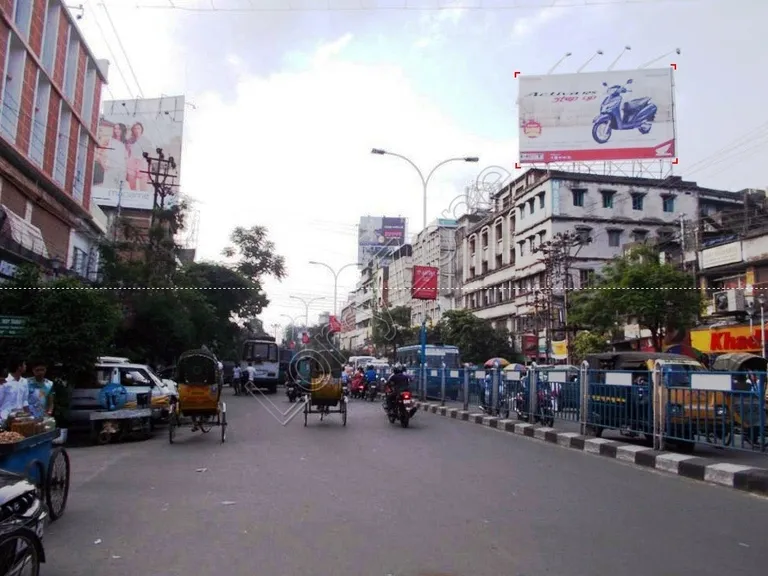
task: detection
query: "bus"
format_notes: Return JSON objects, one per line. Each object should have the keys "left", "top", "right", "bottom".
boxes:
{"left": 241, "top": 337, "right": 280, "bottom": 394}
{"left": 278, "top": 347, "right": 294, "bottom": 384}
{"left": 348, "top": 356, "right": 377, "bottom": 371}
{"left": 396, "top": 344, "right": 462, "bottom": 400}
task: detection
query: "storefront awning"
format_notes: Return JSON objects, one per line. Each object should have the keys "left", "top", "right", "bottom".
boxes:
{"left": 0, "top": 206, "right": 49, "bottom": 259}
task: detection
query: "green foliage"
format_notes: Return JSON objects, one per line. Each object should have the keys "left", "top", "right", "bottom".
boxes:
{"left": 569, "top": 245, "right": 703, "bottom": 351}
{"left": 430, "top": 309, "right": 517, "bottom": 365}
{"left": 571, "top": 331, "right": 609, "bottom": 363}
{"left": 0, "top": 267, "right": 121, "bottom": 385}
{"left": 371, "top": 305, "right": 416, "bottom": 357}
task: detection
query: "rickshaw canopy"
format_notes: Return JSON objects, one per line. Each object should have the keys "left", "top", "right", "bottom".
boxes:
{"left": 175, "top": 348, "right": 221, "bottom": 385}
{"left": 711, "top": 353, "right": 768, "bottom": 373}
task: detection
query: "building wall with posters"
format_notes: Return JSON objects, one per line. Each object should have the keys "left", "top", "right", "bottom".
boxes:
{"left": 454, "top": 169, "right": 746, "bottom": 358}
{"left": 411, "top": 219, "right": 457, "bottom": 326}
{"left": 0, "top": 0, "right": 108, "bottom": 280}
{"left": 386, "top": 243, "right": 412, "bottom": 310}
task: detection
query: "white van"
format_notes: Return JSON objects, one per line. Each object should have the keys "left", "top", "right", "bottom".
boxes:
{"left": 68, "top": 361, "right": 173, "bottom": 427}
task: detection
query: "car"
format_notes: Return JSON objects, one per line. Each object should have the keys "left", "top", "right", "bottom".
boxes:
{"left": 0, "top": 470, "right": 48, "bottom": 575}
{"left": 68, "top": 361, "right": 176, "bottom": 428}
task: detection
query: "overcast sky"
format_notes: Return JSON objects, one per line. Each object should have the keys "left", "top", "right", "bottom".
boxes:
{"left": 82, "top": 0, "right": 766, "bottom": 337}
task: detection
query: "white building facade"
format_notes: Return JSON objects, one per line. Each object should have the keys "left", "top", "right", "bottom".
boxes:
{"left": 456, "top": 169, "right": 745, "bottom": 359}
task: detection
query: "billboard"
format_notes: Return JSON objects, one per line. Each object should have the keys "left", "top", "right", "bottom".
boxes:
{"left": 91, "top": 96, "right": 185, "bottom": 209}
{"left": 518, "top": 68, "right": 675, "bottom": 164}
{"left": 358, "top": 216, "right": 406, "bottom": 266}
{"left": 411, "top": 266, "right": 438, "bottom": 300}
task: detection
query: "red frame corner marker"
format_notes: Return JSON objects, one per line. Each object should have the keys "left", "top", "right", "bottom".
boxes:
{"left": 672, "top": 158, "right": 679, "bottom": 165}
{"left": 670, "top": 63, "right": 677, "bottom": 70}
{"left": 514, "top": 162, "right": 522, "bottom": 170}
{"left": 514, "top": 71, "right": 521, "bottom": 78}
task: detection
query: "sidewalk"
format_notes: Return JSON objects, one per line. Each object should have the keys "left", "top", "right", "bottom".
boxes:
{"left": 420, "top": 397, "right": 768, "bottom": 476}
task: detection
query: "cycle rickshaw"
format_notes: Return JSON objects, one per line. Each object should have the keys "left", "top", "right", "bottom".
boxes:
{"left": 300, "top": 350, "right": 348, "bottom": 426}
{"left": 169, "top": 348, "right": 228, "bottom": 443}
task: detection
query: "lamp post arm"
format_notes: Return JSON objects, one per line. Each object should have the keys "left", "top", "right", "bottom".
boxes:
{"left": 425, "top": 157, "right": 470, "bottom": 189}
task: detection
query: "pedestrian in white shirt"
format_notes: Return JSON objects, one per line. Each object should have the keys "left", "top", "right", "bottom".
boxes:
{"left": 0, "top": 357, "right": 30, "bottom": 422}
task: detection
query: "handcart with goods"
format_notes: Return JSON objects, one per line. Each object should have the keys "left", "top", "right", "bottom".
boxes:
{"left": 88, "top": 379, "right": 153, "bottom": 445}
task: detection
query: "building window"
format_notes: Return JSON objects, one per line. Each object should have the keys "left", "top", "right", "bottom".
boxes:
{"left": 481, "top": 261, "right": 488, "bottom": 274}
{"left": 662, "top": 195, "right": 675, "bottom": 213}
{"left": 508, "top": 215, "right": 515, "bottom": 235}
{"left": 633, "top": 229, "right": 648, "bottom": 243}
{"left": 575, "top": 226, "right": 592, "bottom": 244}
{"left": 469, "top": 236, "right": 476, "bottom": 255}
{"left": 601, "top": 190, "right": 616, "bottom": 209}
{"left": 13, "top": 0, "right": 34, "bottom": 40}
{"left": 528, "top": 199, "right": 535, "bottom": 214}
{"left": 54, "top": 104, "right": 72, "bottom": 185}
{"left": 82, "top": 59, "right": 98, "bottom": 125}
{"left": 631, "top": 193, "right": 644, "bottom": 211}
{"left": 607, "top": 229, "right": 622, "bottom": 247}
{"left": 63, "top": 28, "right": 79, "bottom": 101}
{"left": 1, "top": 32, "right": 27, "bottom": 141}
{"left": 579, "top": 269, "right": 595, "bottom": 288}
{"left": 519, "top": 205, "right": 525, "bottom": 220}
{"left": 572, "top": 189, "right": 586, "bottom": 207}
{"left": 538, "top": 193, "right": 545, "bottom": 209}
{"left": 41, "top": 1, "right": 60, "bottom": 74}
{"left": 30, "top": 73, "right": 51, "bottom": 166}
{"left": 481, "top": 230, "right": 488, "bottom": 249}
{"left": 519, "top": 241, "right": 526, "bottom": 256}
{"left": 494, "top": 221, "right": 502, "bottom": 240}
{"left": 73, "top": 127, "right": 88, "bottom": 202}
{"left": 528, "top": 236, "right": 536, "bottom": 252}
{"left": 72, "top": 247, "right": 88, "bottom": 276}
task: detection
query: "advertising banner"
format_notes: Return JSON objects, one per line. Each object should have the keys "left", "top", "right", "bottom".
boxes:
{"left": 691, "top": 325, "right": 766, "bottom": 354}
{"left": 358, "top": 216, "right": 406, "bottom": 266}
{"left": 91, "top": 96, "right": 185, "bottom": 210}
{"left": 328, "top": 315, "right": 342, "bottom": 333}
{"left": 411, "top": 266, "right": 438, "bottom": 300}
{"left": 518, "top": 68, "right": 675, "bottom": 164}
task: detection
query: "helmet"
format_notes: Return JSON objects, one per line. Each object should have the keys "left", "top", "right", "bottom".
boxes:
{"left": 393, "top": 364, "right": 404, "bottom": 374}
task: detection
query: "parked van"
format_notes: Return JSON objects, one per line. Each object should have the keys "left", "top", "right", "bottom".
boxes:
{"left": 68, "top": 361, "right": 173, "bottom": 428}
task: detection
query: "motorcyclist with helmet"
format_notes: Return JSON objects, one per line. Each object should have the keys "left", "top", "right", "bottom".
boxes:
{"left": 385, "top": 363, "right": 411, "bottom": 411}
{"left": 364, "top": 364, "right": 378, "bottom": 395}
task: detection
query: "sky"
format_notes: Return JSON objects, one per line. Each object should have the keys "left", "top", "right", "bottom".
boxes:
{"left": 80, "top": 0, "right": 767, "bottom": 340}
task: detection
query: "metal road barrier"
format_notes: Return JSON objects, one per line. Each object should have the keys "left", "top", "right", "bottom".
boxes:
{"left": 411, "top": 364, "right": 767, "bottom": 456}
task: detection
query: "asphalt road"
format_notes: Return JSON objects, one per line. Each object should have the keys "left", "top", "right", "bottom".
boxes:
{"left": 42, "top": 391, "right": 767, "bottom": 576}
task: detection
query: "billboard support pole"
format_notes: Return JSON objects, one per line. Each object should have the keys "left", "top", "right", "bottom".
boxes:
{"left": 420, "top": 319, "right": 427, "bottom": 402}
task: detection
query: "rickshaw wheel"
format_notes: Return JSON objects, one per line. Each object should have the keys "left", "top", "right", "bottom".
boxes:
{"left": 341, "top": 401, "right": 347, "bottom": 427}
{"left": 303, "top": 403, "right": 308, "bottom": 427}
{"left": 220, "top": 404, "right": 227, "bottom": 443}
{"left": 45, "top": 447, "right": 70, "bottom": 521}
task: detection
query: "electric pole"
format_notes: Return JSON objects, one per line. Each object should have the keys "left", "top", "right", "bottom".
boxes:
{"left": 533, "top": 231, "right": 590, "bottom": 364}
{"left": 142, "top": 148, "right": 179, "bottom": 283}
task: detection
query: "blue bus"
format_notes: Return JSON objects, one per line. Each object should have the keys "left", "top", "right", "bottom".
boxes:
{"left": 396, "top": 344, "right": 462, "bottom": 400}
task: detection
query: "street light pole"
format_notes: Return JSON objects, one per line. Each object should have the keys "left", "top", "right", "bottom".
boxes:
{"left": 289, "top": 295, "right": 326, "bottom": 329}
{"left": 371, "top": 149, "right": 479, "bottom": 401}
{"left": 370, "top": 149, "right": 479, "bottom": 232}
{"left": 308, "top": 261, "right": 361, "bottom": 318}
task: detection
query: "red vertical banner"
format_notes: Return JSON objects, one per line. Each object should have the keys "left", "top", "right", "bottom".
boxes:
{"left": 412, "top": 266, "right": 438, "bottom": 300}
{"left": 329, "top": 315, "right": 341, "bottom": 333}
{"left": 301, "top": 332, "right": 310, "bottom": 344}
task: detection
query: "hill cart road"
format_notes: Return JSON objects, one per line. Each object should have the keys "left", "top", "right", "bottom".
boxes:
{"left": 42, "top": 396, "right": 767, "bottom": 576}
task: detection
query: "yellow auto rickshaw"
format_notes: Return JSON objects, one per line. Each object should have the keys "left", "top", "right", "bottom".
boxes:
{"left": 300, "top": 349, "right": 348, "bottom": 427}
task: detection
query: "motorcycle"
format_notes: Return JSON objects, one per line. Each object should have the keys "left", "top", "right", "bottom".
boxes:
{"left": 591, "top": 78, "right": 657, "bottom": 145}
{"left": 383, "top": 387, "right": 418, "bottom": 428}
{"left": 513, "top": 389, "right": 554, "bottom": 427}
{"left": 367, "top": 379, "right": 382, "bottom": 402}
{"left": 286, "top": 381, "right": 300, "bottom": 403}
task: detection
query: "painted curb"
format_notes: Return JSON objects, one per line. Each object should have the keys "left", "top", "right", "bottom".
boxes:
{"left": 413, "top": 402, "right": 768, "bottom": 497}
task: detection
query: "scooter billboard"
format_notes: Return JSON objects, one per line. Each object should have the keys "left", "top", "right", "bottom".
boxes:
{"left": 592, "top": 79, "right": 657, "bottom": 145}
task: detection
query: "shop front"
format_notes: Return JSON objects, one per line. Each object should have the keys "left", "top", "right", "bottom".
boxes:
{"left": 691, "top": 324, "right": 767, "bottom": 356}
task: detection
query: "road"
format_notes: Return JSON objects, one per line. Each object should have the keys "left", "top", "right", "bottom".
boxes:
{"left": 43, "top": 391, "right": 767, "bottom": 576}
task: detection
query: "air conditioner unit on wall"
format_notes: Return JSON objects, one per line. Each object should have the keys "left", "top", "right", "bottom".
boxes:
{"left": 712, "top": 289, "right": 746, "bottom": 313}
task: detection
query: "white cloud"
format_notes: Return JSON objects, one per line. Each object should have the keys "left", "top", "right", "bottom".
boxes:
{"left": 180, "top": 36, "right": 517, "bottom": 328}
{"left": 510, "top": 7, "right": 566, "bottom": 43}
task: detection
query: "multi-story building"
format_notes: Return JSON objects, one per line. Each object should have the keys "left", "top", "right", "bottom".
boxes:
{"left": 0, "top": 0, "right": 108, "bottom": 281}
{"left": 385, "top": 243, "right": 412, "bottom": 310}
{"left": 455, "top": 168, "right": 745, "bottom": 359}
{"left": 339, "top": 295, "right": 356, "bottom": 350}
{"left": 411, "top": 219, "right": 458, "bottom": 326}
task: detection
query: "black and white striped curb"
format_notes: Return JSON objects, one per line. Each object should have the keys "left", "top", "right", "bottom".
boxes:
{"left": 414, "top": 401, "right": 768, "bottom": 497}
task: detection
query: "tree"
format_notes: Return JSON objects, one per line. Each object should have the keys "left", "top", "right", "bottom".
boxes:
{"left": 435, "top": 309, "right": 517, "bottom": 365}
{"left": 0, "top": 267, "right": 121, "bottom": 380}
{"left": 568, "top": 245, "right": 704, "bottom": 351}
{"left": 371, "top": 306, "right": 415, "bottom": 358}
{"left": 571, "top": 331, "right": 609, "bottom": 363}
{"left": 222, "top": 225, "right": 286, "bottom": 317}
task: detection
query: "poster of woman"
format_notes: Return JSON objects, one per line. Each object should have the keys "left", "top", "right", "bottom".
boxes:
{"left": 91, "top": 96, "right": 185, "bottom": 210}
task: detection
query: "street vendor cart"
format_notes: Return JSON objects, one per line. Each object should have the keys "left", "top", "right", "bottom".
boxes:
{"left": 88, "top": 381, "right": 153, "bottom": 445}
{"left": 0, "top": 429, "right": 70, "bottom": 521}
